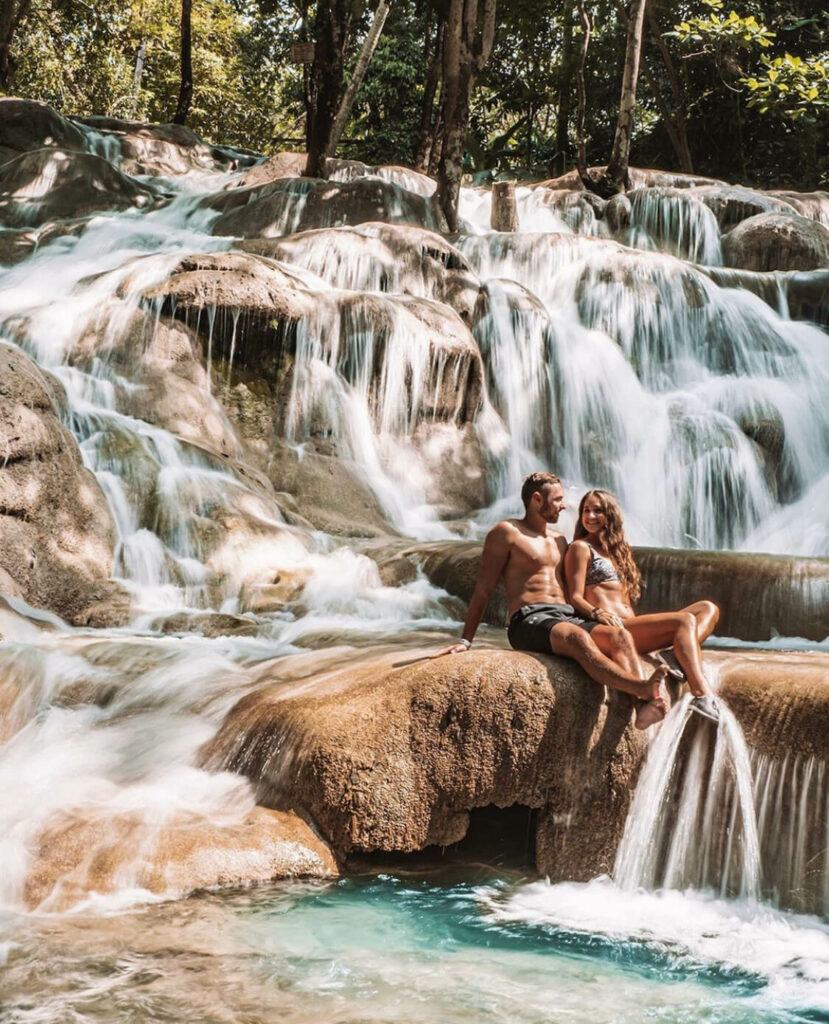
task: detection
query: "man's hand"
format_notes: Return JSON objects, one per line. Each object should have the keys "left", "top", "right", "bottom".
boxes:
{"left": 430, "top": 643, "right": 470, "bottom": 658}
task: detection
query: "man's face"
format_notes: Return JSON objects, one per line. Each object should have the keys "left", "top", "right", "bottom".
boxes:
{"left": 537, "top": 483, "right": 566, "bottom": 523}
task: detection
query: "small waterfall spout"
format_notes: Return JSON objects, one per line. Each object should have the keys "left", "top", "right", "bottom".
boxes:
{"left": 614, "top": 697, "right": 761, "bottom": 900}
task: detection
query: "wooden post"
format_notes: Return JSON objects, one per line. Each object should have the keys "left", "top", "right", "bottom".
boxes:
{"left": 491, "top": 181, "right": 518, "bottom": 232}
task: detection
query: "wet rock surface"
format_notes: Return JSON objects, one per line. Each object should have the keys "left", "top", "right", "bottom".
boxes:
{"left": 203, "top": 648, "right": 647, "bottom": 881}
{"left": 207, "top": 176, "right": 444, "bottom": 238}
{"left": 0, "top": 98, "right": 86, "bottom": 163}
{"left": 722, "top": 212, "right": 829, "bottom": 272}
{"left": 25, "top": 806, "right": 338, "bottom": 912}
{"left": 0, "top": 343, "right": 116, "bottom": 621}
{"left": 72, "top": 115, "right": 256, "bottom": 177}
{"left": 0, "top": 148, "right": 160, "bottom": 228}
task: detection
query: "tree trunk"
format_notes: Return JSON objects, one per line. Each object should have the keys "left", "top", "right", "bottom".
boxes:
{"left": 575, "top": 0, "right": 593, "bottom": 187}
{"left": 491, "top": 181, "right": 518, "bottom": 231}
{"left": 551, "top": 0, "right": 573, "bottom": 177}
{"left": 647, "top": 4, "right": 693, "bottom": 172}
{"left": 325, "top": 0, "right": 390, "bottom": 159}
{"left": 415, "top": 17, "right": 444, "bottom": 173}
{"left": 436, "top": 0, "right": 497, "bottom": 232}
{"left": 602, "top": 0, "right": 648, "bottom": 193}
{"left": 0, "top": 0, "right": 31, "bottom": 91}
{"left": 305, "top": 0, "right": 351, "bottom": 178}
{"left": 172, "top": 0, "right": 193, "bottom": 126}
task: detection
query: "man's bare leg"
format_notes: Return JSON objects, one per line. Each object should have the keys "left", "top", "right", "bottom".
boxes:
{"left": 549, "top": 623, "right": 668, "bottom": 702}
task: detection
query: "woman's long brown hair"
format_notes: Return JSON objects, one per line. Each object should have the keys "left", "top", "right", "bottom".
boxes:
{"left": 574, "top": 490, "right": 642, "bottom": 603}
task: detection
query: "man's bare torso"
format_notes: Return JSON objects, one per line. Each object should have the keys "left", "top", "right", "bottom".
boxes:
{"left": 499, "top": 519, "right": 568, "bottom": 616}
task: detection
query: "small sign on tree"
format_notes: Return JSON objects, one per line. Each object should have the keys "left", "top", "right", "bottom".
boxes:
{"left": 291, "top": 41, "right": 315, "bottom": 63}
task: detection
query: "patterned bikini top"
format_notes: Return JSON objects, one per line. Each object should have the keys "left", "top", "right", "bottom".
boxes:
{"left": 584, "top": 544, "right": 620, "bottom": 586}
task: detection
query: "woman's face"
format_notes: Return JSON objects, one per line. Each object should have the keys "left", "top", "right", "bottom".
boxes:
{"left": 581, "top": 495, "right": 606, "bottom": 535}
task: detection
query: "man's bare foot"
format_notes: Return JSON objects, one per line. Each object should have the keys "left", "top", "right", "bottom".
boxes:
{"left": 643, "top": 663, "right": 669, "bottom": 700}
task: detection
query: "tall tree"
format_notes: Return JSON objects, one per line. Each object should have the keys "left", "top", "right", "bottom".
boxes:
{"left": 577, "top": 0, "right": 647, "bottom": 196}
{"left": 414, "top": 11, "right": 444, "bottom": 172}
{"left": 325, "top": 0, "right": 390, "bottom": 157}
{"left": 172, "top": 0, "right": 193, "bottom": 125}
{"left": 0, "top": 0, "right": 32, "bottom": 90}
{"left": 436, "top": 0, "right": 497, "bottom": 231}
{"left": 551, "top": 0, "right": 574, "bottom": 176}
{"left": 305, "top": 0, "right": 351, "bottom": 177}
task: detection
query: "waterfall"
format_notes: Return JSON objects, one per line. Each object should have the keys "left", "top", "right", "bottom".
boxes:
{"left": 614, "top": 697, "right": 761, "bottom": 901}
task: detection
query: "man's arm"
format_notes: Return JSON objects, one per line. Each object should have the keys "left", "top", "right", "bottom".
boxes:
{"left": 431, "top": 523, "right": 512, "bottom": 656}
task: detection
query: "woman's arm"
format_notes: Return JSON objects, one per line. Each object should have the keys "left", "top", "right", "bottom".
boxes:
{"left": 564, "top": 540, "right": 596, "bottom": 619}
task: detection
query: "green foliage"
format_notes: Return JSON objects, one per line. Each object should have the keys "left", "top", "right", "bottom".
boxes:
{"left": 674, "top": 2, "right": 775, "bottom": 52}
{"left": 744, "top": 53, "right": 828, "bottom": 121}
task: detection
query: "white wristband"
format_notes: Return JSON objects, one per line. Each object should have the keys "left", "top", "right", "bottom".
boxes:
{"left": 458, "top": 638, "right": 472, "bottom": 649}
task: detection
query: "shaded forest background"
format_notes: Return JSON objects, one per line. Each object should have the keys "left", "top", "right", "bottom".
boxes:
{"left": 2, "top": 0, "right": 827, "bottom": 189}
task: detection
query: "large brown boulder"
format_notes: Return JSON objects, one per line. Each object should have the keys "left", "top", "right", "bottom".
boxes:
{"left": 202, "top": 647, "right": 648, "bottom": 881}
{"left": 0, "top": 148, "right": 158, "bottom": 228}
{"left": 722, "top": 212, "right": 829, "bottom": 272}
{"left": 0, "top": 98, "right": 86, "bottom": 164}
{"left": 25, "top": 806, "right": 338, "bottom": 912}
{"left": 0, "top": 343, "right": 116, "bottom": 620}
{"left": 207, "top": 176, "right": 445, "bottom": 238}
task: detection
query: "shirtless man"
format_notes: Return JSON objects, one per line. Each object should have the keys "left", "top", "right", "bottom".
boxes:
{"left": 434, "top": 471, "right": 669, "bottom": 729}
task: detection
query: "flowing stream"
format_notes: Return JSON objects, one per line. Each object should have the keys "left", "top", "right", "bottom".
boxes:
{"left": 0, "top": 129, "right": 827, "bottom": 1022}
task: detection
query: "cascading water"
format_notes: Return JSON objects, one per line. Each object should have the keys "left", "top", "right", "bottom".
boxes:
{"left": 614, "top": 696, "right": 761, "bottom": 900}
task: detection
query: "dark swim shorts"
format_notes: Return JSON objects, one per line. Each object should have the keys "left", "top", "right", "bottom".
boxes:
{"left": 507, "top": 602, "right": 598, "bottom": 654}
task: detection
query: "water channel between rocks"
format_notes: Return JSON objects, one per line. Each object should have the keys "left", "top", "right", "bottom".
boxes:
{"left": 0, "top": 112, "right": 827, "bottom": 1023}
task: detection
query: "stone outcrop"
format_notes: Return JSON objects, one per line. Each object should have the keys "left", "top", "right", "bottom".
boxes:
{"left": 0, "top": 342, "right": 116, "bottom": 621}
{"left": 694, "top": 185, "right": 798, "bottom": 230}
{"left": 25, "top": 806, "right": 338, "bottom": 912}
{"left": 238, "top": 222, "right": 481, "bottom": 321}
{"left": 532, "top": 167, "right": 724, "bottom": 191}
{"left": 72, "top": 115, "right": 256, "bottom": 177}
{"left": 202, "top": 647, "right": 648, "bottom": 880}
{"left": 700, "top": 266, "right": 829, "bottom": 326}
{"left": 375, "top": 541, "right": 829, "bottom": 643}
{"left": 206, "top": 176, "right": 444, "bottom": 238}
{"left": 635, "top": 547, "right": 829, "bottom": 642}
{"left": 722, "top": 212, "right": 829, "bottom": 272}
{"left": 0, "top": 148, "right": 159, "bottom": 228}
{"left": 227, "top": 152, "right": 436, "bottom": 197}
{"left": 0, "top": 98, "right": 86, "bottom": 164}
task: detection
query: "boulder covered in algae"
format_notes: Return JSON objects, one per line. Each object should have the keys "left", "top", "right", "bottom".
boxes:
{"left": 0, "top": 342, "right": 116, "bottom": 621}
{"left": 723, "top": 211, "right": 829, "bottom": 272}
{"left": 25, "top": 806, "right": 338, "bottom": 912}
{"left": 202, "top": 648, "right": 648, "bottom": 881}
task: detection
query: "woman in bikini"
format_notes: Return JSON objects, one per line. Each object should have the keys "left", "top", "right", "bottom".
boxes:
{"left": 564, "top": 489, "right": 720, "bottom": 721}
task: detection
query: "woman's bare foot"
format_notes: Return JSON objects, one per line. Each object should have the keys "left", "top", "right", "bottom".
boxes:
{"left": 634, "top": 668, "right": 669, "bottom": 730}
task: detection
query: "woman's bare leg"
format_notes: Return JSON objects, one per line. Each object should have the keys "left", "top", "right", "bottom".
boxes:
{"left": 621, "top": 612, "right": 710, "bottom": 697}
{"left": 680, "top": 600, "right": 720, "bottom": 643}
{"left": 549, "top": 623, "right": 667, "bottom": 701}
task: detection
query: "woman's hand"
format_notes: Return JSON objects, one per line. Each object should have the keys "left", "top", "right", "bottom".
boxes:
{"left": 592, "top": 607, "right": 626, "bottom": 629}
{"left": 430, "top": 643, "right": 470, "bottom": 658}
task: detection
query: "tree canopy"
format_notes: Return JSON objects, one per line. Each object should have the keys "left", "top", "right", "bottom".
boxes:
{"left": 2, "top": 0, "right": 826, "bottom": 188}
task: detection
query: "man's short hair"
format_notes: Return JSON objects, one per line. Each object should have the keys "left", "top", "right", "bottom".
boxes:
{"left": 521, "top": 471, "right": 561, "bottom": 508}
